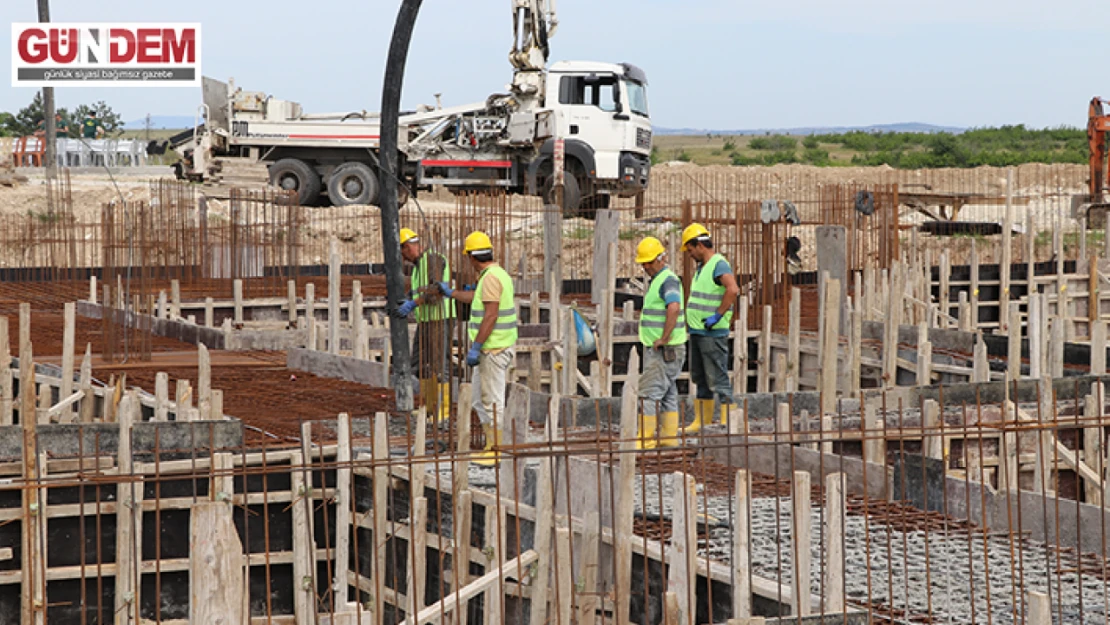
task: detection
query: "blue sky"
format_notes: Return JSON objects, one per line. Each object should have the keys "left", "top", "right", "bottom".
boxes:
{"left": 3, "top": 0, "right": 1107, "bottom": 130}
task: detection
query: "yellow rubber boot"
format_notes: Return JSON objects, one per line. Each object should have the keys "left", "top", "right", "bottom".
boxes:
{"left": 473, "top": 423, "right": 502, "bottom": 466}
{"left": 436, "top": 383, "right": 452, "bottom": 423}
{"left": 719, "top": 402, "right": 730, "bottom": 427}
{"left": 418, "top": 379, "right": 434, "bottom": 413}
{"left": 658, "top": 411, "right": 681, "bottom": 447}
{"left": 636, "top": 415, "right": 658, "bottom": 450}
{"left": 684, "top": 399, "right": 713, "bottom": 434}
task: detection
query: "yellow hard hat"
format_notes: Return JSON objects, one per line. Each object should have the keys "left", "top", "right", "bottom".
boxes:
{"left": 681, "top": 223, "right": 710, "bottom": 251}
{"left": 635, "top": 236, "right": 666, "bottom": 264}
{"left": 399, "top": 228, "right": 418, "bottom": 245}
{"left": 464, "top": 231, "right": 493, "bottom": 254}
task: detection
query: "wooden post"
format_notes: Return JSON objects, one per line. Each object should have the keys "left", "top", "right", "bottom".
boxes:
{"left": 554, "top": 526, "right": 574, "bottom": 625}
{"left": 732, "top": 296, "right": 749, "bottom": 393}
{"left": 211, "top": 389, "right": 223, "bottom": 420}
{"left": 774, "top": 352, "right": 788, "bottom": 393}
{"left": 0, "top": 317, "right": 11, "bottom": 425}
{"left": 824, "top": 473, "right": 846, "bottom": 613}
{"left": 562, "top": 308, "right": 578, "bottom": 395}
{"left": 1000, "top": 168, "right": 1014, "bottom": 323}
{"left": 758, "top": 305, "right": 772, "bottom": 393}
{"left": 21, "top": 377, "right": 45, "bottom": 625}
{"left": 288, "top": 280, "right": 298, "bottom": 326}
{"left": 171, "top": 279, "right": 181, "bottom": 318}
{"left": 1084, "top": 385, "right": 1104, "bottom": 506}
{"left": 1035, "top": 378, "right": 1054, "bottom": 494}
{"left": 883, "top": 264, "right": 903, "bottom": 388}
{"left": 615, "top": 349, "right": 640, "bottom": 625}
{"left": 352, "top": 279, "right": 363, "bottom": 334}
{"left": 61, "top": 302, "right": 75, "bottom": 421}
{"left": 1093, "top": 319, "right": 1107, "bottom": 374}
{"left": 733, "top": 470, "right": 751, "bottom": 619}
{"left": 787, "top": 287, "right": 801, "bottom": 392}
{"left": 591, "top": 209, "right": 620, "bottom": 304}
{"left": 78, "top": 344, "right": 92, "bottom": 422}
{"left": 973, "top": 336, "right": 990, "bottom": 383}
{"left": 599, "top": 284, "right": 615, "bottom": 396}
{"left": 1050, "top": 317, "right": 1065, "bottom": 379}
{"left": 157, "top": 290, "right": 167, "bottom": 320}
{"left": 957, "top": 291, "right": 971, "bottom": 332}
{"left": 154, "top": 372, "right": 169, "bottom": 421}
{"left": 668, "top": 472, "right": 698, "bottom": 625}
{"left": 290, "top": 450, "right": 316, "bottom": 624}
{"left": 970, "top": 239, "right": 980, "bottom": 328}
{"left": 332, "top": 413, "right": 352, "bottom": 608}
{"left": 1009, "top": 303, "right": 1023, "bottom": 380}
{"left": 850, "top": 288, "right": 863, "bottom": 398}
{"left": 1029, "top": 294, "right": 1043, "bottom": 379}
{"left": 1027, "top": 213, "right": 1036, "bottom": 299}
{"left": 1027, "top": 590, "right": 1050, "bottom": 625}
{"left": 198, "top": 344, "right": 212, "bottom": 421}
{"left": 202, "top": 297, "right": 213, "bottom": 328}
{"left": 115, "top": 393, "right": 143, "bottom": 625}
{"left": 863, "top": 401, "right": 884, "bottom": 466}
{"left": 528, "top": 421, "right": 556, "bottom": 625}
{"left": 190, "top": 498, "right": 245, "bottom": 625}
{"left": 1000, "top": 401, "right": 1020, "bottom": 492}
{"left": 939, "top": 251, "right": 950, "bottom": 328}
{"left": 482, "top": 505, "right": 506, "bottom": 625}
{"left": 917, "top": 322, "right": 932, "bottom": 387}
{"left": 90, "top": 275, "right": 97, "bottom": 304}
{"left": 819, "top": 279, "right": 841, "bottom": 416}
{"left": 791, "top": 470, "right": 812, "bottom": 616}
{"left": 1090, "top": 253, "right": 1100, "bottom": 329}
{"left": 543, "top": 201, "right": 563, "bottom": 301}
{"left": 923, "top": 399, "right": 942, "bottom": 460}
{"left": 329, "top": 239, "right": 341, "bottom": 355}
{"left": 305, "top": 283, "right": 316, "bottom": 350}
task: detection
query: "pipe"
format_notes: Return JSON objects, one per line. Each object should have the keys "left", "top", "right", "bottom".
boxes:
{"left": 379, "top": 0, "right": 423, "bottom": 411}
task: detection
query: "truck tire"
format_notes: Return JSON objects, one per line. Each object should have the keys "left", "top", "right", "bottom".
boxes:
{"left": 328, "top": 162, "right": 380, "bottom": 207}
{"left": 543, "top": 175, "right": 582, "bottom": 219}
{"left": 269, "top": 158, "right": 322, "bottom": 206}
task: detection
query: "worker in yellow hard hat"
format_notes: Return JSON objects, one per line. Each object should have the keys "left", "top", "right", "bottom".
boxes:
{"left": 436, "top": 231, "right": 517, "bottom": 465}
{"left": 395, "top": 227, "right": 457, "bottom": 423}
{"left": 633, "top": 236, "right": 686, "bottom": 449}
{"left": 681, "top": 223, "right": 740, "bottom": 433}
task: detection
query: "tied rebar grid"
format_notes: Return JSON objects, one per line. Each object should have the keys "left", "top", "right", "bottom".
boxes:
{"left": 4, "top": 383, "right": 1110, "bottom": 624}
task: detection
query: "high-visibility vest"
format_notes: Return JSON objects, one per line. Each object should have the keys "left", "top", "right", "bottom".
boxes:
{"left": 686, "top": 253, "right": 732, "bottom": 332}
{"left": 411, "top": 251, "right": 456, "bottom": 322}
{"left": 468, "top": 264, "right": 518, "bottom": 349}
{"left": 639, "top": 267, "right": 686, "bottom": 346}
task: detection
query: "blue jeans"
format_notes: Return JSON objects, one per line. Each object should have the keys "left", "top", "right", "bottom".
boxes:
{"left": 638, "top": 343, "right": 686, "bottom": 416}
{"left": 689, "top": 333, "right": 734, "bottom": 410}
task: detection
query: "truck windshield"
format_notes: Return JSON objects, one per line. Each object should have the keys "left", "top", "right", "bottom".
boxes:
{"left": 625, "top": 80, "right": 649, "bottom": 117}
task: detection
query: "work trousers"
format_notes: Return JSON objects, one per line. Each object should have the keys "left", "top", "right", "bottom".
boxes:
{"left": 638, "top": 343, "right": 686, "bottom": 416}
{"left": 471, "top": 348, "right": 515, "bottom": 428}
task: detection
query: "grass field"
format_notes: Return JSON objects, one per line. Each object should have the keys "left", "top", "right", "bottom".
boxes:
{"left": 652, "top": 134, "right": 860, "bottom": 166}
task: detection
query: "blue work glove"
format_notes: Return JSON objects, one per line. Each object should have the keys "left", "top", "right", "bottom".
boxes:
{"left": 397, "top": 299, "right": 418, "bottom": 317}
{"left": 704, "top": 313, "right": 722, "bottom": 329}
{"left": 437, "top": 281, "right": 454, "bottom": 297}
{"left": 466, "top": 342, "right": 483, "bottom": 367}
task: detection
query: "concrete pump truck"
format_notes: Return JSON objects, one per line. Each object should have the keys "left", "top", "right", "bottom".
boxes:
{"left": 170, "top": 0, "right": 653, "bottom": 215}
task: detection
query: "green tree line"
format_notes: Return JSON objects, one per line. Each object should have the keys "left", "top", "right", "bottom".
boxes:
{"left": 1, "top": 92, "right": 123, "bottom": 137}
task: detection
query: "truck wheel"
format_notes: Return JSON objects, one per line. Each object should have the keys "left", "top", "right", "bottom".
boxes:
{"left": 328, "top": 162, "right": 380, "bottom": 206}
{"left": 270, "top": 158, "right": 322, "bottom": 206}
{"left": 543, "top": 175, "right": 582, "bottom": 219}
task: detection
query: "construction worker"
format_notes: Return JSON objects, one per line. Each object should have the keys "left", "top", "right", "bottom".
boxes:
{"left": 681, "top": 223, "right": 740, "bottom": 432}
{"left": 395, "top": 228, "right": 455, "bottom": 423}
{"left": 437, "top": 231, "right": 517, "bottom": 465}
{"left": 82, "top": 111, "right": 103, "bottom": 139}
{"left": 634, "top": 236, "right": 686, "bottom": 449}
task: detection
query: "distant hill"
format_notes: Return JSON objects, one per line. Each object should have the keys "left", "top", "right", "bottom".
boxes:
{"left": 123, "top": 116, "right": 195, "bottom": 130}
{"left": 653, "top": 123, "right": 966, "bottom": 136}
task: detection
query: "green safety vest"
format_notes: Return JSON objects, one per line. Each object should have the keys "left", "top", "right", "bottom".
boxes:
{"left": 639, "top": 267, "right": 686, "bottom": 346}
{"left": 468, "top": 264, "right": 518, "bottom": 349}
{"left": 686, "top": 254, "right": 732, "bottom": 332}
{"left": 411, "top": 251, "right": 456, "bottom": 322}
